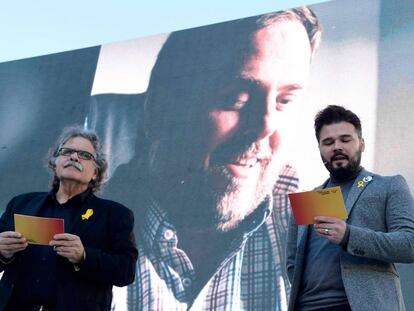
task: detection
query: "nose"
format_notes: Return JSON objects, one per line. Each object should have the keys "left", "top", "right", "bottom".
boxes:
{"left": 69, "top": 151, "right": 80, "bottom": 161}
{"left": 333, "top": 140, "right": 343, "bottom": 152}
{"left": 244, "top": 93, "right": 277, "bottom": 141}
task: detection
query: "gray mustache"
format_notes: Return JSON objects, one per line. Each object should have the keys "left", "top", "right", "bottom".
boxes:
{"left": 64, "top": 161, "right": 83, "bottom": 172}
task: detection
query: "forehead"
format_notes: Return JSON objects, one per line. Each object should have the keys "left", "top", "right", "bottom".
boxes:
{"left": 149, "top": 19, "right": 311, "bottom": 118}
{"left": 240, "top": 20, "right": 311, "bottom": 84}
{"left": 198, "top": 20, "right": 311, "bottom": 103}
{"left": 62, "top": 136, "right": 95, "bottom": 152}
{"left": 319, "top": 122, "right": 359, "bottom": 140}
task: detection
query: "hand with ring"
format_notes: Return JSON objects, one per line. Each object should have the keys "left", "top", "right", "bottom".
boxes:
{"left": 314, "top": 216, "right": 347, "bottom": 244}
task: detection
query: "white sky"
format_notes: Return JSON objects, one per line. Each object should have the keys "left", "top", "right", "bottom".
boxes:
{"left": 0, "top": 0, "right": 326, "bottom": 63}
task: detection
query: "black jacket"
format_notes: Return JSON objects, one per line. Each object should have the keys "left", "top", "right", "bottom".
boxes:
{"left": 0, "top": 191, "right": 138, "bottom": 311}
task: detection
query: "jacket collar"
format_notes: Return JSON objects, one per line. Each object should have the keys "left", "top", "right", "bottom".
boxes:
{"left": 318, "top": 168, "right": 374, "bottom": 213}
{"left": 297, "top": 168, "right": 374, "bottom": 242}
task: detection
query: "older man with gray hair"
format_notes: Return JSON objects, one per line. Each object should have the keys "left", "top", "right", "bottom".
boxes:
{"left": 0, "top": 126, "right": 138, "bottom": 311}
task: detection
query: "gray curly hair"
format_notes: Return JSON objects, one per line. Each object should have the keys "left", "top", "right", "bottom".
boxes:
{"left": 48, "top": 126, "right": 108, "bottom": 192}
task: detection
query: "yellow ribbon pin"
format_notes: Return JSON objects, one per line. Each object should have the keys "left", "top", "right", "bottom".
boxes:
{"left": 357, "top": 181, "right": 364, "bottom": 188}
{"left": 81, "top": 209, "right": 94, "bottom": 220}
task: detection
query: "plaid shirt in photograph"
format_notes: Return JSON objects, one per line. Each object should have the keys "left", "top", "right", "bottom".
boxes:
{"left": 127, "top": 165, "right": 298, "bottom": 311}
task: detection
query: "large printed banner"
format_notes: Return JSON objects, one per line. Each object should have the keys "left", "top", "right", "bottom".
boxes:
{"left": 0, "top": 0, "right": 413, "bottom": 309}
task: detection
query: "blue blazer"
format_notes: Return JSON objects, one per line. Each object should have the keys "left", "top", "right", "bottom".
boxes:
{"left": 286, "top": 169, "right": 414, "bottom": 311}
{"left": 0, "top": 191, "right": 138, "bottom": 311}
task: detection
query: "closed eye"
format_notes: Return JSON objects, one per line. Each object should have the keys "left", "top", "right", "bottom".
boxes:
{"left": 222, "top": 91, "right": 250, "bottom": 111}
{"left": 321, "top": 139, "right": 334, "bottom": 146}
{"left": 276, "top": 94, "right": 297, "bottom": 110}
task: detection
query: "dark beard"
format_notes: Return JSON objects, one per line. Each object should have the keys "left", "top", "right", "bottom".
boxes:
{"left": 324, "top": 150, "right": 362, "bottom": 182}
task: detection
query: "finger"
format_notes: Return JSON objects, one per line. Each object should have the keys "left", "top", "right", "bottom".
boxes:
{"left": 53, "top": 233, "right": 76, "bottom": 241}
{"left": 0, "top": 237, "right": 27, "bottom": 245}
{"left": 50, "top": 239, "right": 69, "bottom": 246}
{"left": 54, "top": 247, "right": 71, "bottom": 257}
{"left": 54, "top": 245, "right": 81, "bottom": 253}
{"left": 50, "top": 240, "right": 81, "bottom": 248}
{"left": 12, "top": 245, "right": 28, "bottom": 252}
{"left": 55, "top": 248, "right": 83, "bottom": 262}
{"left": 52, "top": 233, "right": 80, "bottom": 243}
{"left": 0, "top": 237, "right": 26, "bottom": 245}
{"left": 315, "top": 226, "right": 331, "bottom": 236}
{"left": 314, "top": 216, "right": 339, "bottom": 223}
{"left": 314, "top": 223, "right": 331, "bottom": 231}
{"left": 50, "top": 234, "right": 79, "bottom": 243}
{"left": 0, "top": 240, "right": 28, "bottom": 249}
{"left": 55, "top": 249, "right": 79, "bottom": 261}
{"left": 0, "top": 244, "right": 28, "bottom": 255}
{"left": 0, "top": 247, "right": 26, "bottom": 254}
{"left": 315, "top": 229, "right": 325, "bottom": 237}
{"left": 0, "top": 231, "right": 23, "bottom": 238}
{"left": 55, "top": 248, "right": 72, "bottom": 256}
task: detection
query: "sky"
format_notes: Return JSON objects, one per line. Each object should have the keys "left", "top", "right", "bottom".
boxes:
{"left": 0, "top": 0, "right": 326, "bottom": 63}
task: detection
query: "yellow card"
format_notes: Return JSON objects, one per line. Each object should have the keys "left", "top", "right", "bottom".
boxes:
{"left": 14, "top": 214, "right": 64, "bottom": 245}
{"left": 288, "top": 186, "right": 348, "bottom": 225}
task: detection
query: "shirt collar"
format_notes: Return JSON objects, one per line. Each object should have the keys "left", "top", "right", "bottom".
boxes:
{"left": 141, "top": 196, "right": 272, "bottom": 250}
{"left": 47, "top": 186, "right": 92, "bottom": 205}
{"left": 238, "top": 197, "right": 272, "bottom": 237}
{"left": 141, "top": 198, "right": 173, "bottom": 250}
{"left": 329, "top": 166, "right": 363, "bottom": 184}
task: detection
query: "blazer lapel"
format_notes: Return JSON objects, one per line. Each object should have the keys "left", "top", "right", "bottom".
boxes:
{"left": 70, "top": 195, "right": 101, "bottom": 237}
{"left": 316, "top": 179, "right": 330, "bottom": 191}
{"left": 345, "top": 169, "right": 374, "bottom": 215}
{"left": 30, "top": 194, "right": 50, "bottom": 216}
{"left": 297, "top": 225, "right": 309, "bottom": 247}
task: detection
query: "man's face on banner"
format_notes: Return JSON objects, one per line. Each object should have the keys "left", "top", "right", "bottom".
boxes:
{"left": 150, "top": 20, "right": 311, "bottom": 230}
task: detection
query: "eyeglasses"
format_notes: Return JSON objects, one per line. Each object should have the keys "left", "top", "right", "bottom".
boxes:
{"left": 58, "top": 147, "right": 96, "bottom": 161}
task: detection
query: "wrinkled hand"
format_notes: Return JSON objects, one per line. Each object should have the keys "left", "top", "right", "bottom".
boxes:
{"left": 314, "top": 216, "right": 347, "bottom": 244}
{"left": 50, "top": 233, "right": 85, "bottom": 264}
{"left": 0, "top": 231, "right": 28, "bottom": 259}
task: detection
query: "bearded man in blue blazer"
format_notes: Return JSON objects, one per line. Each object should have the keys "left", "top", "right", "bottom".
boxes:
{"left": 286, "top": 105, "right": 414, "bottom": 311}
{"left": 0, "top": 126, "right": 138, "bottom": 311}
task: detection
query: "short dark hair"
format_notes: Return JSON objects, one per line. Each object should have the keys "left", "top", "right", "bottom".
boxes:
{"left": 48, "top": 126, "right": 108, "bottom": 192}
{"left": 314, "top": 105, "right": 362, "bottom": 141}
{"left": 149, "top": 7, "right": 321, "bottom": 82}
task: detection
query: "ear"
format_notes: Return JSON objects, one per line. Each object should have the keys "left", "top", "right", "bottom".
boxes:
{"left": 317, "top": 138, "right": 322, "bottom": 151}
{"left": 360, "top": 137, "right": 365, "bottom": 152}
{"left": 53, "top": 157, "right": 59, "bottom": 169}
{"left": 94, "top": 170, "right": 98, "bottom": 181}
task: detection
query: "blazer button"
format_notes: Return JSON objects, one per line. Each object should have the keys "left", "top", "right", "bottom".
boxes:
{"left": 352, "top": 249, "right": 364, "bottom": 256}
{"left": 164, "top": 229, "right": 175, "bottom": 240}
{"left": 182, "top": 278, "right": 192, "bottom": 287}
